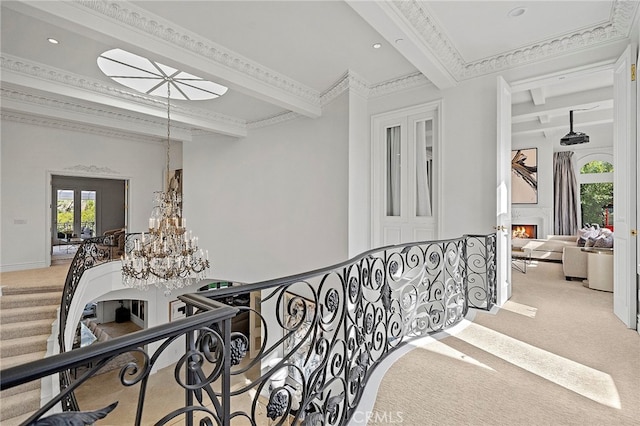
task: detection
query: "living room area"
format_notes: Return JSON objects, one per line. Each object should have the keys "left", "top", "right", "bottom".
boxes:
{"left": 509, "top": 65, "right": 617, "bottom": 294}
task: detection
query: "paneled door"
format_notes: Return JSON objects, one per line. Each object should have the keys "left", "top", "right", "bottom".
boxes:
{"left": 612, "top": 45, "right": 638, "bottom": 328}
{"left": 372, "top": 101, "right": 441, "bottom": 247}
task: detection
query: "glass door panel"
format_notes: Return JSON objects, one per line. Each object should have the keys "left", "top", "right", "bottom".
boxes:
{"left": 386, "top": 125, "right": 402, "bottom": 217}
{"left": 415, "top": 119, "right": 433, "bottom": 217}
{"left": 81, "top": 190, "right": 96, "bottom": 238}
{"left": 56, "top": 189, "right": 74, "bottom": 239}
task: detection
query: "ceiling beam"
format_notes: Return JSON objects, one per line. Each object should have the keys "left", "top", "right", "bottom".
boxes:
{"left": 346, "top": 0, "right": 457, "bottom": 89}
{"left": 512, "top": 109, "right": 613, "bottom": 137}
{"left": 530, "top": 88, "right": 546, "bottom": 106}
{"left": 6, "top": 1, "right": 322, "bottom": 119}
{"left": 512, "top": 87, "right": 613, "bottom": 123}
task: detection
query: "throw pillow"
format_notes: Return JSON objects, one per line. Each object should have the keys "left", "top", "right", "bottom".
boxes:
{"left": 594, "top": 234, "right": 614, "bottom": 248}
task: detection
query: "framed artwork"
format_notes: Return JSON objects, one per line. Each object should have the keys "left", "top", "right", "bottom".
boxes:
{"left": 169, "top": 299, "right": 186, "bottom": 322}
{"left": 168, "top": 169, "right": 183, "bottom": 212}
{"left": 283, "top": 292, "right": 321, "bottom": 386}
{"left": 511, "top": 148, "right": 538, "bottom": 204}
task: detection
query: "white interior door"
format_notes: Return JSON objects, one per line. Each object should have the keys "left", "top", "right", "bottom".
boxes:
{"left": 613, "top": 45, "right": 638, "bottom": 329}
{"left": 496, "top": 76, "right": 513, "bottom": 305}
{"left": 372, "top": 103, "right": 439, "bottom": 246}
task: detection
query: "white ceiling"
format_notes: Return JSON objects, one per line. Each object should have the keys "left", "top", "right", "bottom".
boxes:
{"left": 1, "top": 1, "right": 638, "bottom": 144}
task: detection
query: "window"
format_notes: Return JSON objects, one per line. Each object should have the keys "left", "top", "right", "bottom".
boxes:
{"left": 579, "top": 161, "right": 613, "bottom": 227}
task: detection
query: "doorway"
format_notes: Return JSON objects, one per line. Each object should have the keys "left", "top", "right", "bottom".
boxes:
{"left": 51, "top": 175, "right": 127, "bottom": 261}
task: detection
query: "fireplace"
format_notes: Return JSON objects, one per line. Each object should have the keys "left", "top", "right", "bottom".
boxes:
{"left": 512, "top": 224, "right": 537, "bottom": 239}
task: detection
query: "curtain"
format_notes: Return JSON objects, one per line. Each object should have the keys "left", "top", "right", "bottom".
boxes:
{"left": 415, "top": 120, "right": 432, "bottom": 216}
{"left": 553, "top": 151, "right": 580, "bottom": 235}
{"left": 386, "top": 126, "right": 401, "bottom": 216}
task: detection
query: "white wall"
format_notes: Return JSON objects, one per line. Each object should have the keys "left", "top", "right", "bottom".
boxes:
{"left": 0, "top": 118, "right": 171, "bottom": 271}
{"left": 184, "top": 93, "right": 350, "bottom": 284}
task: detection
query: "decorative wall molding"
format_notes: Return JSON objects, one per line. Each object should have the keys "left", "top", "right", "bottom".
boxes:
{"left": 1, "top": 110, "right": 162, "bottom": 144}
{"left": 75, "top": 0, "right": 321, "bottom": 107}
{"left": 393, "top": 0, "right": 638, "bottom": 82}
{"left": 64, "top": 164, "right": 121, "bottom": 175}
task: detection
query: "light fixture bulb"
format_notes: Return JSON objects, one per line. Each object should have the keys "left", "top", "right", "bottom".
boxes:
{"left": 47, "top": 38, "right": 59, "bottom": 44}
{"left": 373, "top": 43, "right": 382, "bottom": 49}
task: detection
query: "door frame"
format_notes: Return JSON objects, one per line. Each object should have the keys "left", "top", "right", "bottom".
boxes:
{"left": 499, "top": 59, "right": 637, "bottom": 327}
{"left": 46, "top": 171, "right": 130, "bottom": 266}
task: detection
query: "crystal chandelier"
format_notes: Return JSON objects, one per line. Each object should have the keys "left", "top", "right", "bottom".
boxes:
{"left": 122, "top": 83, "right": 210, "bottom": 295}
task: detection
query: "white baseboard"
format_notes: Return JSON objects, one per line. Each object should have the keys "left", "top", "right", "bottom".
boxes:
{"left": 0, "top": 261, "right": 48, "bottom": 273}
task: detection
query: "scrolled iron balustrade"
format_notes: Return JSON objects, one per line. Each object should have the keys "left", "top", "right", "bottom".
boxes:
{"left": 1, "top": 234, "right": 495, "bottom": 425}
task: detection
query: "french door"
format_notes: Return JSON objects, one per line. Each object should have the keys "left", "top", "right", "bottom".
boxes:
{"left": 372, "top": 101, "right": 441, "bottom": 246}
{"left": 51, "top": 175, "right": 126, "bottom": 256}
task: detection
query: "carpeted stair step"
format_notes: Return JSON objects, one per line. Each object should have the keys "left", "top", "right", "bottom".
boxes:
{"left": 1, "top": 351, "right": 46, "bottom": 370}
{"left": 0, "top": 388, "right": 40, "bottom": 422}
{"left": 0, "top": 319, "right": 53, "bottom": 340}
{"left": 0, "top": 305, "right": 58, "bottom": 325}
{"left": 1, "top": 412, "right": 33, "bottom": 426}
{"left": 0, "top": 379, "right": 39, "bottom": 399}
{"left": 1, "top": 284, "right": 63, "bottom": 296}
{"left": 0, "top": 292, "right": 61, "bottom": 309}
{"left": 1, "top": 335, "right": 49, "bottom": 358}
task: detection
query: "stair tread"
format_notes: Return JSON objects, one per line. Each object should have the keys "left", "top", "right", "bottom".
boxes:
{"left": 1, "top": 291, "right": 62, "bottom": 300}
{"left": 0, "top": 351, "right": 46, "bottom": 369}
{"left": 1, "top": 285, "right": 63, "bottom": 295}
{"left": 0, "top": 379, "right": 39, "bottom": 398}
{"left": 1, "top": 319, "right": 53, "bottom": 331}
{"left": 0, "top": 388, "right": 40, "bottom": 422}
{"left": 2, "top": 334, "right": 51, "bottom": 346}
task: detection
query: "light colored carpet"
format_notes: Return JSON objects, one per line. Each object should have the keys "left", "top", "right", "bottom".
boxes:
{"left": 0, "top": 264, "right": 69, "bottom": 292}
{"left": 367, "top": 261, "right": 640, "bottom": 425}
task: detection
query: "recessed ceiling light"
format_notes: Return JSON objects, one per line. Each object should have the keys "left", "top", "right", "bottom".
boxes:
{"left": 508, "top": 7, "right": 527, "bottom": 18}
{"left": 47, "top": 38, "right": 59, "bottom": 44}
{"left": 373, "top": 43, "right": 382, "bottom": 49}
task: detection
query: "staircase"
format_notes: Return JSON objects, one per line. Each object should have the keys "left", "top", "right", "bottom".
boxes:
{"left": 0, "top": 281, "right": 63, "bottom": 425}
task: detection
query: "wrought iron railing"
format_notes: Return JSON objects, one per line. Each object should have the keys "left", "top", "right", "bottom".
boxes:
{"left": 1, "top": 234, "right": 495, "bottom": 425}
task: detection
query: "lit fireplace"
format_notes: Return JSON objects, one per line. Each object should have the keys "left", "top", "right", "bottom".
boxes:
{"left": 512, "top": 224, "right": 537, "bottom": 239}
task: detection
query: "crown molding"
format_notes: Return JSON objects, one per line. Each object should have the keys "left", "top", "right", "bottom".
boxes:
{"left": 1, "top": 109, "right": 162, "bottom": 145}
{"left": 393, "top": 0, "right": 638, "bottom": 82}
{"left": 248, "top": 71, "right": 431, "bottom": 129}
{"left": 369, "top": 72, "right": 432, "bottom": 98}
{"left": 75, "top": 0, "right": 321, "bottom": 108}
{"left": 1, "top": 54, "right": 246, "bottom": 132}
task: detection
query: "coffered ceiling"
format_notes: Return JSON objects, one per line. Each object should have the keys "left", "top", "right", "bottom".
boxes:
{"left": 1, "top": 1, "right": 638, "bottom": 144}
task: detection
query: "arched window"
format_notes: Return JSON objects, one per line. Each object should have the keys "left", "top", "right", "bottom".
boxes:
{"left": 579, "top": 161, "right": 613, "bottom": 228}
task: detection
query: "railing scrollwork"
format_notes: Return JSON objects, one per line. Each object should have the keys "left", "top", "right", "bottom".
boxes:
{"left": 1, "top": 234, "right": 496, "bottom": 425}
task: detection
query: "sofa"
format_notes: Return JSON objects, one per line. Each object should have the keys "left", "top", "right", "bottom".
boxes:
{"left": 562, "top": 246, "right": 589, "bottom": 280}
{"left": 512, "top": 234, "right": 590, "bottom": 280}
{"left": 512, "top": 235, "right": 577, "bottom": 262}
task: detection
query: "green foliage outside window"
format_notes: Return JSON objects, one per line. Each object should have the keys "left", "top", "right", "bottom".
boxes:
{"left": 580, "top": 161, "right": 613, "bottom": 226}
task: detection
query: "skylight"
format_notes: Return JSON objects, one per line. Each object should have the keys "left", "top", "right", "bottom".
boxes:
{"left": 97, "top": 48, "right": 227, "bottom": 100}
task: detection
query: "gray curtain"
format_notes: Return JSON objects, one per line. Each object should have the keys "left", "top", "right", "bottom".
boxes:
{"left": 553, "top": 151, "right": 579, "bottom": 235}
